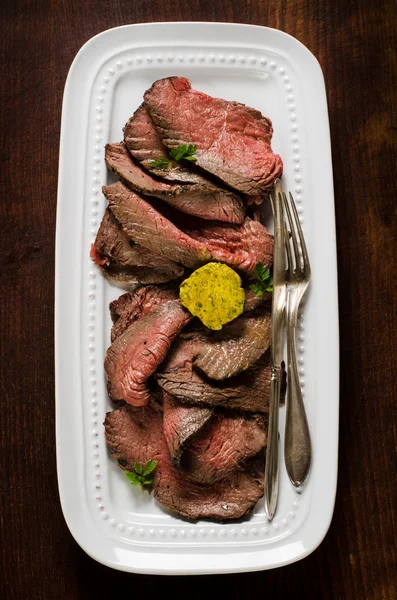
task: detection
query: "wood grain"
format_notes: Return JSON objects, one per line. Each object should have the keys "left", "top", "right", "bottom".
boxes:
{"left": 0, "top": 1, "right": 396, "bottom": 598}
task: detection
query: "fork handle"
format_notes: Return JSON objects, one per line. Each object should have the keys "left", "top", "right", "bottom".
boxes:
{"left": 264, "top": 366, "right": 281, "bottom": 520}
{"left": 284, "top": 311, "right": 312, "bottom": 486}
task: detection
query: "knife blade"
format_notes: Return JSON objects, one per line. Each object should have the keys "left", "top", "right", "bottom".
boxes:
{"left": 264, "top": 178, "right": 286, "bottom": 521}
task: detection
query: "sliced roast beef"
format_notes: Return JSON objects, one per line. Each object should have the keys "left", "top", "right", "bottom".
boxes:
{"left": 91, "top": 208, "right": 184, "bottom": 284}
{"left": 156, "top": 310, "right": 271, "bottom": 383}
{"left": 184, "top": 219, "right": 273, "bottom": 272}
{"left": 163, "top": 393, "right": 213, "bottom": 467}
{"left": 144, "top": 77, "right": 283, "bottom": 195}
{"left": 124, "top": 104, "right": 206, "bottom": 184}
{"left": 157, "top": 339, "right": 272, "bottom": 413}
{"left": 105, "top": 299, "right": 191, "bottom": 406}
{"left": 106, "top": 142, "right": 245, "bottom": 224}
{"left": 245, "top": 195, "right": 265, "bottom": 208}
{"left": 155, "top": 452, "right": 265, "bottom": 522}
{"left": 244, "top": 287, "right": 272, "bottom": 312}
{"left": 161, "top": 333, "right": 204, "bottom": 369}
{"left": 104, "top": 182, "right": 273, "bottom": 272}
{"left": 105, "top": 402, "right": 264, "bottom": 520}
{"left": 105, "top": 181, "right": 211, "bottom": 268}
{"left": 109, "top": 284, "right": 178, "bottom": 342}
{"left": 124, "top": 106, "right": 263, "bottom": 208}
{"left": 182, "top": 412, "right": 267, "bottom": 484}
{"left": 148, "top": 380, "right": 165, "bottom": 408}
{"left": 194, "top": 311, "right": 272, "bottom": 380}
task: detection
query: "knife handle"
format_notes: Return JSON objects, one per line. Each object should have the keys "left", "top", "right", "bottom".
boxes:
{"left": 264, "top": 366, "right": 281, "bottom": 521}
{"left": 284, "top": 321, "right": 311, "bottom": 486}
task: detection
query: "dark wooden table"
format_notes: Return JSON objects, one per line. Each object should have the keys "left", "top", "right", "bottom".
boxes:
{"left": 1, "top": 1, "right": 396, "bottom": 598}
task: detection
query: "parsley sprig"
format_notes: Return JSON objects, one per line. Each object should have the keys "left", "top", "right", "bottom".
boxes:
{"left": 169, "top": 143, "right": 197, "bottom": 162}
{"left": 148, "top": 144, "right": 197, "bottom": 169}
{"left": 147, "top": 156, "right": 170, "bottom": 170}
{"left": 249, "top": 262, "right": 273, "bottom": 297}
{"left": 124, "top": 460, "right": 158, "bottom": 491}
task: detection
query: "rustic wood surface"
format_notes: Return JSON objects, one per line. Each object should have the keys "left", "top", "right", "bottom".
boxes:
{"left": 1, "top": 1, "right": 396, "bottom": 598}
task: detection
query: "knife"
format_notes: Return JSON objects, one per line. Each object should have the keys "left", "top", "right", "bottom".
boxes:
{"left": 264, "top": 179, "right": 286, "bottom": 521}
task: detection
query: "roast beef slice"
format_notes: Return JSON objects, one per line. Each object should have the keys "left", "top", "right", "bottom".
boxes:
{"left": 124, "top": 104, "right": 207, "bottom": 184}
{"left": 163, "top": 392, "right": 213, "bottom": 467}
{"left": 157, "top": 339, "right": 273, "bottom": 413}
{"left": 194, "top": 311, "right": 272, "bottom": 380}
{"left": 109, "top": 284, "right": 178, "bottom": 342}
{"left": 104, "top": 181, "right": 211, "bottom": 268}
{"left": 184, "top": 218, "right": 273, "bottom": 272}
{"left": 91, "top": 208, "right": 184, "bottom": 284}
{"left": 144, "top": 77, "right": 283, "bottom": 195}
{"left": 105, "top": 299, "right": 191, "bottom": 406}
{"left": 243, "top": 287, "right": 272, "bottom": 312}
{"left": 182, "top": 412, "right": 267, "bottom": 484}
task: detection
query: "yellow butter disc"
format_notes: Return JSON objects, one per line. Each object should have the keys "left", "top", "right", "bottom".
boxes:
{"left": 179, "top": 262, "right": 245, "bottom": 330}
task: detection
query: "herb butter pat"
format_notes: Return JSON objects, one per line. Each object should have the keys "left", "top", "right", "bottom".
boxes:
{"left": 179, "top": 263, "right": 245, "bottom": 330}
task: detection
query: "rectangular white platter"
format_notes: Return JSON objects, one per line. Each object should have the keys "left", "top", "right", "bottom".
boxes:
{"left": 55, "top": 22, "right": 339, "bottom": 575}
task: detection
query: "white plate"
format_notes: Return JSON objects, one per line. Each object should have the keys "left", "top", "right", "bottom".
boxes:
{"left": 55, "top": 22, "right": 339, "bottom": 574}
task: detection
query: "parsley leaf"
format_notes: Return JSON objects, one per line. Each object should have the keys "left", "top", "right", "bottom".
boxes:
{"left": 169, "top": 144, "right": 197, "bottom": 162}
{"left": 125, "top": 471, "right": 141, "bottom": 486}
{"left": 143, "top": 460, "right": 158, "bottom": 476}
{"left": 134, "top": 462, "right": 143, "bottom": 475}
{"left": 250, "top": 262, "right": 273, "bottom": 297}
{"left": 249, "top": 283, "right": 264, "bottom": 297}
{"left": 125, "top": 460, "right": 158, "bottom": 492}
{"left": 265, "top": 275, "right": 274, "bottom": 293}
{"left": 169, "top": 144, "right": 187, "bottom": 161}
{"left": 148, "top": 156, "right": 170, "bottom": 169}
{"left": 148, "top": 145, "right": 197, "bottom": 169}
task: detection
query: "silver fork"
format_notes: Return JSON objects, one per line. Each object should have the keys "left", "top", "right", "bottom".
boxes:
{"left": 283, "top": 191, "right": 312, "bottom": 486}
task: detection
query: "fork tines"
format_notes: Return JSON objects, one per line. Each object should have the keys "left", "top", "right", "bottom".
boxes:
{"left": 282, "top": 192, "right": 311, "bottom": 278}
